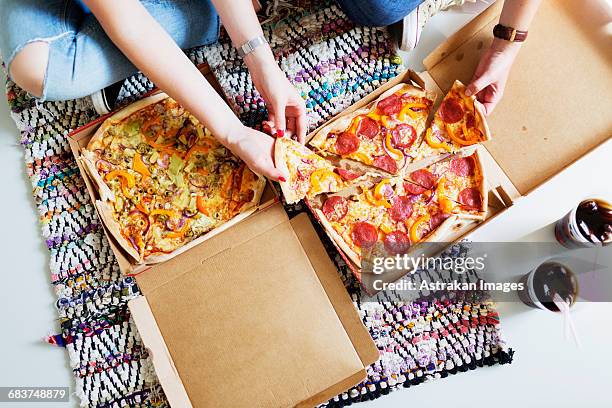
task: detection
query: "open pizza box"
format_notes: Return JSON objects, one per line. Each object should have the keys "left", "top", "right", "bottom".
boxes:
{"left": 68, "top": 72, "right": 379, "bottom": 406}
{"left": 304, "top": 0, "right": 612, "bottom": 293}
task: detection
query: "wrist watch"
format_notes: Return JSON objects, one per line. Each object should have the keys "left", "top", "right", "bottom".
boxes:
{"left": 236, "top": 35, "right": 269, "bottom": 58}
{"left": 493, "top": 24, "right": 528, "bottom": 42}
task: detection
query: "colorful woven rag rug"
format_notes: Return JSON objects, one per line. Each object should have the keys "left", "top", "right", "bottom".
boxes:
{"left": 3, "top": 1, "right": 512, "bottom": 406}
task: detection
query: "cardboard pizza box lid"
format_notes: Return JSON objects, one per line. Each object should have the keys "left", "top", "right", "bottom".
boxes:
{"left": 129, "top": 205, "right": 378, "bottom": 408}
{"left": 423, "top": 0, "right": 612, "bottom": 195}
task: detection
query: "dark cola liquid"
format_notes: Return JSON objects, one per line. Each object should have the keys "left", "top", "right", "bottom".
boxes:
{"left": 518, "top": 261, "right": 578, "bottom": 311}
{"left": 555, "top": 199, "right": 612, "bottom": 248}
{"left": 575, "top": 200, "right": 612, "bottom": 244}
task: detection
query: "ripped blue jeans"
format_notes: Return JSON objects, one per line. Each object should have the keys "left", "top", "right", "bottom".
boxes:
{"left": 0, "top": 0, "right": 219, "bottom": 101}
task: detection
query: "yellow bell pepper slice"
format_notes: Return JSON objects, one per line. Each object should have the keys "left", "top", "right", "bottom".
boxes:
{"left": 367, "top": 111, "right": 383, "bottom": 122}
{"left": 446, "top": 124, "right": 475, "bottom": 146}
{"left": 410, "top": 214, "right": 431, "bottom": 243}
{"left": 374, "top": 179, "right": 393, "bottom": 200}
{"left": 425, "top": 128, "right": 453, "bottom": 152}
{"left": 132, "top": 153, "right": 151, "bottom": 179}
{"left": 105, "top": 170, "right": 135, "bottom": 187}
{"left": 347, "top": 115, "right": 363, "bottom": 135}
{"left": 380, "top": 223, "right": 393, "bottom": 234}
{"left": 309, "top": 168, "right": 343, "bottom": 194}
{"left": 436, "top": 177, "right": 455, "bottom": 213}
{"left": 166, "top": 218, "right": 192, "bottom": 239}
{"left": 381, "top": 115, "right": 394, "bottom": 129}
{"left": 105, "top": 170, "right": 136, "bottom": 198}
{"left": 347, "top": 152, "right": 373, "bottom": 165}
{"left": 365, "top": 189, "right": 392, "bottom": 208}
{"left": 196, "top": 196, "right": 210, "bottom": 216}
{"left": 398, "top": 103, "right": 427, "bottom": 121}
{"left": 184, "top": 144, "right": 211, "bottom": 161}
{"left": 384, "top": 133, "right": 404, "bottom": 161}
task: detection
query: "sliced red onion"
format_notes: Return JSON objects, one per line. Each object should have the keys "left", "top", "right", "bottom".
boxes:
{"left": 165, "top": 216, "right": 186, "bottom": 231}
{"left": 96, "top": 159, "right": 114, "bottom": 173}
{"left": 127, "top": 236, "right": 139, "bottom": 252}
{"left": 382, "top": 140, "right": 404, "bottom": 165}
{"left": 381, "top": 183, "right": 395, "bottom": 199}
{"left": 425, "top": 189, "right": 437, "bottom": 205}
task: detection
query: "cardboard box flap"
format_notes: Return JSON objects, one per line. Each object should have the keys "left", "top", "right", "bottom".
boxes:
{"left": 131, "top": 204, "right": 378, "bottom": 407}
{"left": 290, "top": 214, "right": 379, "bottom": 367}
{"left": 134, "top": 201, "right": 284, "bottom": 294}
{"left": 424, "top": 0, "right": 612, "bottom": 195}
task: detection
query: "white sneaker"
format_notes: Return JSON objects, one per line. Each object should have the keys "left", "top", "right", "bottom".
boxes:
{"left": 399, "top": 0, "right": 475, "bottom": 51}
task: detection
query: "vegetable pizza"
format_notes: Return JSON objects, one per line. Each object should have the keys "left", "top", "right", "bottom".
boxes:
{"left": 81, "top": 94, "right": 266, "bottom": 263}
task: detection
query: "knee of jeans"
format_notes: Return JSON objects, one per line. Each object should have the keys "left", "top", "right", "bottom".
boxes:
{"left": 339, "top": 0, "right": 409, "bottom": 26}
{"left": 8, "top": 41, "right": 50, "bottom": 99}
{"left": 141, "top": 0, "right": 220, "bottom": 49}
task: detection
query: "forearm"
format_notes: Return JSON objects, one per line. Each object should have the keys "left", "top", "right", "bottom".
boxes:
{"left": 494, "top": 0, "right": 542, "bottom": 51}
{"left": 83, "top": 0, "right": 243, "bottom": 145}
{"left": 209, "top": 0, "right": 276, "bottom": 69}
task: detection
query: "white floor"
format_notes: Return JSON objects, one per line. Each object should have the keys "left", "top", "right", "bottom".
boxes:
{"left": 1, "top": 2, "right": 612, "bottom": 407}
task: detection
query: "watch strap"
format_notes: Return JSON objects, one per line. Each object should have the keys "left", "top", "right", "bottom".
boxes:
{"left": 493, "top": 24, "right": 528, "bottom": 42}
{"left": 236, "top": 35, "right": 269, "bottom": 58}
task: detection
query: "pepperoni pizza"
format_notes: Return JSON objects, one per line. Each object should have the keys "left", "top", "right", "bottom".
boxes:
{"left": 310, "top": 150, "right": 487, "bottom": 266}
{"left": 309, "top": 83, "right": 435, "bottom": 175}
{"left": 275, "top": 78, "right": 492, "bottom": 269}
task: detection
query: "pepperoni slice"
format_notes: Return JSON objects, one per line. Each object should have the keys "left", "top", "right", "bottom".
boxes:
{"left": 351, "top": 222, "right": 378, "bottom": 248}
{"left": 430, "top": 212, "right": 450, "bottom": 230}
{"left": 377, "top": 94, "right": 401, "bottom": 116}
{"left": 439, "top": 98, "right": 464, "bottom": 124}
{"left": 334, "top": 168, "right": 363, "bottom": 181}
{"left": 458, "top": 188, "right": 483, "bottom": 210}
{"left": 404, "top": 182, "right": 427, "bottom": 195}
{"left": 388, "top": 196, "right": 413, "bottom": 222}
{"left": 450, "top": 156, "right": 475, "bottom": 177}
{"left": 410, "top": 169, "right": 436, "bottom": 190}
{"left": 391, "top": 124, "right": 416, "bottom": 148}
{"left": 356, "top": 117, "right": 380, "bottom": 139}
{"left": 384, "top": 231, "right": 410, "bottom": 255}
{"left": 373, "top": 155, "right": 398, "bottom": 174}
{"left": 321, "top": 196, "right": 349, "bottom": 222}
{"left": 335, "top": 132, "right": 360, "bottom": 155}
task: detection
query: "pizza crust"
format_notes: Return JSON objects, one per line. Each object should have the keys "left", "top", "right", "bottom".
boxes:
{"left": 87, "top": 93, "right": 169, "bottom": 151}
{"left": 313, "top": 208, "right": 362, "bottom": 268}
{"left": 80, "top": 150, "right": 115, "bottom": 202}
{"left": 274, "top": 138, "right": 301, "bottom": 204}
{"left": 96, "top": 200, "right": 141, "bottom": 262}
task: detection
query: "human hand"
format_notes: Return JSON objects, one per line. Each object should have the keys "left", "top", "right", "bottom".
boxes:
{"left": 226, "top": 123, "right": 288, "bottom": 181}
{"left": 245, "top": 48, "right": 308, "bottom": 143}
{"left": 465, "top": 39, "right": 521, "bottom": 115}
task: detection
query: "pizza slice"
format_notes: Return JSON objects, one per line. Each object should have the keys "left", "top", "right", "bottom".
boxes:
{"left": 404, "top": 150, "right": 488, "bottom": 220}
{"left": 275, "top": 137, "right": 375, "bottom": 204}
{"left": 310, "top": 177, "right": 460, "bottom": 266}
{"left": 413, "top": 80, "right": 491, "bottom": 163}
{"left": 309, "top": 83, "right": 435, "bottom": 175}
